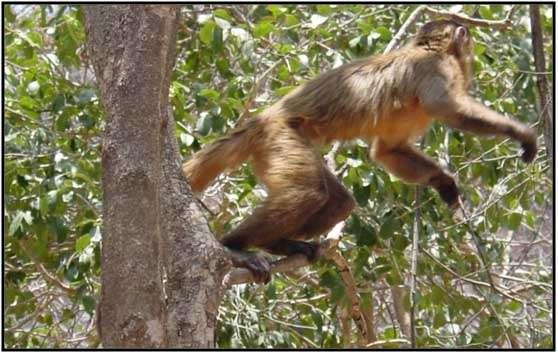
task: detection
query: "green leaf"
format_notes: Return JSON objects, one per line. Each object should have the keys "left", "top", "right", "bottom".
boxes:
{"left": 379, "top": 214, "right": 397, "bottom": 239}
{"left": 353, "top": 183, "right": 370, "bottom": 206}
{"left": 4, "top": 5, "right": 15, "bottom": 23}
{"left": 274, "top": 86, "right": 295, "bottom": 97}
{"left": 267, "top": 5, "right": 287, "bottom": 17}
{"left": 78, "top": 88, "right": 96, "bottom": 104}
{"left": 52, "top": 94, "right": 65, "bottom": 111}
{"left": 507, "top": 212, "right": 522, "bottom": 230}
{"left": 75, "top": 234, "right": 91, "bottom": 252}
{"left": 316, "top": 5, "right": 333, "bottom": 15}
{"left": 196, "top": 115, "right": 213, "bottom": 136}
{"left": 212, "top": 26, "right": 223, "bottom": 51}
{"left": 319, "top": 269, "right": 339, "bottom": 289}
{"left": 479, "top": 5, "right": 494, "bottom": 20}
{"left": 349, "top": 36, "right": 361, "bottom": 48}
{"left": 55, "top": 114, "right": 70, "bottom": 131}
{"left": 375, "top": 26, "right": 391, "bottom": 41}
{"left": 39, "top": 196, "right": 49, "bottom": 217}
{"left": 265, "top": 282, "right": 276, "bottom": 299}
{"left": 253, "top": 20, "right": 274, "bottom": 38}
{"left": 199, "top": 88, "right": 220, "bottom": 101}
{"left": 20, "top": 96, "right": 38, "bottom": 111}
{"left": 8, "top": 211, "right": 33, "bottom": 236}
{"left": 430, "top": 285, "right": 445, "bottom": 303}
{"left": 284, "top": 14, "right": 299, "bottom": 27}
{"left": 214, "top": 9, "right": 232, "bottom": 21}
{"left": 81, "top": 295, "right": 95, "bottom": 315}
{"left": 199, "top": 21, "right": 216, "bottom": 44}
{"left": 392, "top": 234, "right": 410, "bottom": 251}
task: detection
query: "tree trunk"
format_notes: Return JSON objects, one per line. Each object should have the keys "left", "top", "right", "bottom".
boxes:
{"left": 83, "top": 5, "right": 230, "bottom": 348}
{"left": 529, "top": 5, "right": 553, "bottom": 162}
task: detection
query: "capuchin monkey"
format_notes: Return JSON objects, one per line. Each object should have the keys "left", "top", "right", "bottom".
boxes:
{"left": 182, "top": 20, "right": 537, "bottom": 283}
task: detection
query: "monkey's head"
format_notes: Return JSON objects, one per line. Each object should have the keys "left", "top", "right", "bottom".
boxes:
{"left": 415, "top": 20, "right": 473, "bottom": 59}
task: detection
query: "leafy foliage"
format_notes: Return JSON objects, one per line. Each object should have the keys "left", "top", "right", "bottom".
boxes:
{"left": 4, "top": 4, "right": 553, "bottom": 349}
{"left": 4, "top": 5, "right": 101, "bottom": 348}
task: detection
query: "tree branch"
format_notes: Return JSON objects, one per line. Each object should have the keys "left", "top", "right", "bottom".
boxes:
{"left": 529, "top": 4, "right": 553, "bottom": 162}
{"left": 423, "top": 5, "right": 518, "bottom": 29}
{"left": 384, "top": 5, "right": 519, "bottom": 53}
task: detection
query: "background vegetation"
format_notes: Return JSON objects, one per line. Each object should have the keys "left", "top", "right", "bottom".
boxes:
{"left": 4, "top": 4, "right": 553, "bottom": 348}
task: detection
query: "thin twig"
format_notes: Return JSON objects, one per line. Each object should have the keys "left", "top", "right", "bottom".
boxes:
{"left": 18, "top": 240, "right": 76, "bottom": 295}
{"left": 457, "top": 204, "right": 498, "bottom": 291}
{"left": 366, "top": 338, "right": 411, "bottom": 348}
{"left": 421, "top": 249, "right": 550, "bottom": 313}
{"left": 237, "top": 60, "right": 281, "bottom": 124}
{"left": 322, "top": 246, "right": 374, "bottom": 345}
{"left": 384, "top": 5, "right": 427, "bottom": 53}
{"left": 409, "top": 185, "right": 421, "bottom": 348}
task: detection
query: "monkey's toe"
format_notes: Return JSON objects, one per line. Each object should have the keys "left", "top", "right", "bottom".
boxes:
{"left": 245, "top": 253, "right": 271, "bottom": 284}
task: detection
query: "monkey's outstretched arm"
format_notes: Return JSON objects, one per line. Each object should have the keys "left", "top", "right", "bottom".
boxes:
{"left": 446, "top": 97, "right": 537, "bottom": 162}
{"left": 420, "top": 77, "right": 537, "bottom": 163}
{"left": 371, "top": 140, "right": 459, "bottom": 208}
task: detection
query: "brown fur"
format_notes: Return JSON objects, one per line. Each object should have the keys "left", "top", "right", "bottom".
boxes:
{"left": 182, "top": 20, "right": 537, "bottom": 282}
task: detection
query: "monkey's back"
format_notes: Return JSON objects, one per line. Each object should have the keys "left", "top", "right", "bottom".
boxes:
{"left": 265, "top": 48, "right": 446, "bottom": 144}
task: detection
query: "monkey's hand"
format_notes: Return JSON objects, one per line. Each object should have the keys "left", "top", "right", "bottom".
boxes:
{"left": 227, "top": 249, "right": 271, "bottom": 284}
{"left": 519, "top": 127, "right": 537, "bottom": 163}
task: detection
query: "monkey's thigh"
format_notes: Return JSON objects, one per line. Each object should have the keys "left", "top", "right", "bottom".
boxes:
{"left": 223, "top": 123, "right": 329, "bottom": 249}
{"left": 262, "top": 164, "right": 355, "bottom": 258}
{"left": 294, "top": 167, "right": 355, "bottom": 240}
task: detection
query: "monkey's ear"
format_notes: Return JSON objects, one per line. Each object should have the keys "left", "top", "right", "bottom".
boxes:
{"left": 453, "top": 26, "right": 468, "bottom": 44}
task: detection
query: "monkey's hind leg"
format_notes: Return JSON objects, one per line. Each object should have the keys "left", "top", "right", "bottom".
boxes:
{"left": 296, "top": 167, "right": 356, "bottom": 238}
{"left": 371, "top": 140, "right": 459, "bottom": 208}
{"left": 221, "top": 121, "right": 329, "bottom": 282}
{"left": 221, "top": 192, "right": 327, "bottom": 283}
{"left": 263, "top": 167, "right": 356, "bottom": 261}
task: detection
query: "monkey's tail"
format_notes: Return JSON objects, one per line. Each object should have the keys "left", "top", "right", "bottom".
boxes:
{"left": 182, "top": 118, "right": 263, "bottom": 193}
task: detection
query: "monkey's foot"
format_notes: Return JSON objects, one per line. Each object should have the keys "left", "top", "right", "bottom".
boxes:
{"left": 227, "top": 249, "right": 271, "bottom": 284}
{"left": 265, "top": 240, "right": 320, "bottom": 262}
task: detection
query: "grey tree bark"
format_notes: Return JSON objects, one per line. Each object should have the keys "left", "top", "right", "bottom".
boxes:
{"left": 529, "top": 5, "right": 553, "bottom": 162}
{"left": 83, "top": 5, "right": 230, "bottom": 348}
